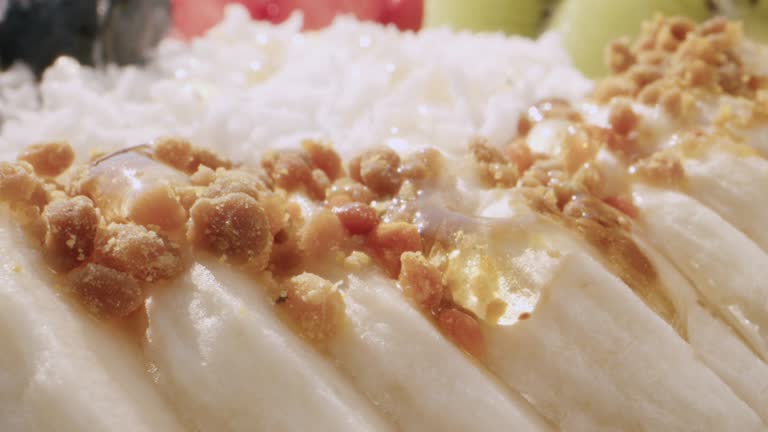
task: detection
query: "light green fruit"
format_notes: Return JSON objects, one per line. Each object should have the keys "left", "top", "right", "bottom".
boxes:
{"left": 549, "top": 0, "right": 711, "bottom": 77}
{"left": 742, "top": 13, "right": 768, "bottom": 43}
{"left": 424, "top": 0, "right": 550, "bottom": 37}
{"left": 725, "top": 0, "right": 768, "bottom": 42}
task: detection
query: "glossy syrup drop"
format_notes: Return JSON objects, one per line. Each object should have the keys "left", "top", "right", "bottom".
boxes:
{"left": 78, "top": 146, "right": 189, "bottom": 231}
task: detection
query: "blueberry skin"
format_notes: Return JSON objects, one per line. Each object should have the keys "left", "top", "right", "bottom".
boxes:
{"left": 0, "top": 0, "right": 171, "bottom": 75}
{"left": 101, "top": 0, "right": 172, "bottom": 66}
{"left": 0, "top": 0, "right": 101, "bottom": 75}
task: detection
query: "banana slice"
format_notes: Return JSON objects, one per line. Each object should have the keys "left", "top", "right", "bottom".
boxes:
{"left": 0, "top": 220, "right": 183, "bottom": 432}
{"left": 328, "top": 273, "right": 554, "bottom": 432}
{"left": 637, "top": 237, "right": 768, "bottom": 423}
{"left": 683, "top": 152, "right": 768, "bottom": 252}
{"left": 634, "top": 186, "right": 768, "bottom": 361}
{"left": 448, "top": 193, "right": 764, "bottom": 430}
{"left": 144, "top": 260, "right": 391, "bottom": 432}
{"left": 484, "top": 252, "right": 764, "bottom": 431}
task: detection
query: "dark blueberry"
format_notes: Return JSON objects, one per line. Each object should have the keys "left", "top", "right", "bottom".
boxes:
{"left": 0, "top": 0, "right": 171, "bottom": 76}
{"left": 101, "top": 0, "right": 171, "bottom": 66}
{"left": 0, "top": 0, "right": 101, "bottom": 75}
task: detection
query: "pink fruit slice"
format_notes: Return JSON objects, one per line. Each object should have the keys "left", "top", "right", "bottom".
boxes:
{"left": 171, "top": 0, "right": 422, "bottom": 38}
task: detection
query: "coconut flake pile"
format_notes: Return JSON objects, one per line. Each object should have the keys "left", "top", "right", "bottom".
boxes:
{"left": 0, "top": 5, "right": 590, "bottom": 163}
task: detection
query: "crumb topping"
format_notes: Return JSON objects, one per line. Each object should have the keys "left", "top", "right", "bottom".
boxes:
{"left": 188, "top": 193, "right": 273, "bottom": 269}
{"left": 469, "top": 137, "right": 518, "bottom": 187}
{"left": 367, "top": 221, "right": 422, "bottom": 277}
{"left": 94, "top": 223, "right": 183, "bottom": 283}
{"left": 154, "top": 137, "right": 234, "bottom": 173}
{"left": 192, "top": 148, "right": 233, "bottom": 172}
{"left": 0, "top": 161, "right": 49, "bottom": 208}
{"left": 608, "top": 101, "right": 639, "bottom": 136}
{"left": 503, "top": 138, "right": 534, "bottom": 174}
{"left": 398, "top": 251, "right": 443, "bottom": 313}
{"left": 437, "top": 308, "right": 485, "bottom": 359}
{"left": 517, "top": 98, "right": 583, "bottom": 136}
{"left": 298, "top": 208, "right": 347, "bottom": 258}
{"left": 204, "top": 169, "right": 269, "bottom": 200}
{"left": 72, "top": 147, "right": 188, "bottom": 227}
{"left": 0, "top": 124, "right": 652, "bottom": 355}
{"left": 303, "top": 140, "right": 343, "bottom": 181}
{"left": 17, "top": 141, "right": 75, "bottom": 178}
{"left": 351, "top": 148, "right": 403, "bottom": 195}
{"left": 43, "top": 196, "right": 99, "bottom": 271}
{"left": 152, "top": 137, "right": 196, "bottom": 172}
{"left": 597, "top": 15, "right": 766, "bottom": 120}
{"left": 262, "top": 149, "right": 313, "bottom": 190}
{"left": 332, "top": 202, "right": 379, "bottom": 235}
{"left": 190, "top": 165, "right": 216, "bottom": 186}
{"left": 400, "top": 148, "right": 443, "bottom": 182}
{"left": 561, "top": 125, "right": 601, "bottom": 174}
{"left": 326, "top": 178, "right": 375, "bottom": 207}
{"left": 606, "top": 39, "right": 635, "bottom": 74}
{"left": 280, "top": 272, "right": 345, "bottom": 342}
{"left": 127, "top": 182, "right": 188, "bottom": 231}
{"left": 630, "top": 151, "right": 686, "bottom": 187}
{"left": 0, "top": 15, "right": 759, "bottom": 358}
{"left": 71, "top": 263, "right": 144, "bottom": 319}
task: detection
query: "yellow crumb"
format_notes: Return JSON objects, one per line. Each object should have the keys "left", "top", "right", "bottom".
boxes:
{"left": 344, "top": 251, "right": 371, "bottom": 270}
{"left": 334, "top": 250, "right": 346, "bottom": 264}
{"left": 546, "top": 249, "right": 562, "bottom": 258}
{"left": 485, "top": 299, "right": 508, "bottom": 324}
{"left": 529, "top": 233, "right": 548, "bottom": 250}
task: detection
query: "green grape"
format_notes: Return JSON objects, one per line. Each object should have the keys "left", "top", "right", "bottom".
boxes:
{"left": 424, "top": 0, "right": 548, "bottom": 37}
{"left": 549, "top": 0, "right": 711, "bottom": 77}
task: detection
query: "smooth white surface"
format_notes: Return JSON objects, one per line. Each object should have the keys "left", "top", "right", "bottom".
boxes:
{"left": 684, "top": 152, "right": 768, "bottom": 252}
{"left": 485, "top": 253, "right": 764, "bottom": 432}
{"left": 635, "top": 186, "right": 768, "bottom": 362}
{"left": 0, "top": 218, "right": 183, "bottom": 432}
{"left": 145, "top": 260, "right": 391, "bottom": 432}
{"left": 636, "top": 236, "right": 768, "bottom": 423}
{"left": 329, "top": 274, "right": 553, "bottom": 432}
{"left": 0, "top": 5, "right": 590, "bottom": 163}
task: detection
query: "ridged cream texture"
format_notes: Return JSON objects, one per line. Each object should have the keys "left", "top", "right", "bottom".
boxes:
{"left": 1, "top": 4, "right": 768, "bottom": 432}
{"left": 0, "top": 214, "right": 184, "bottom": 432}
